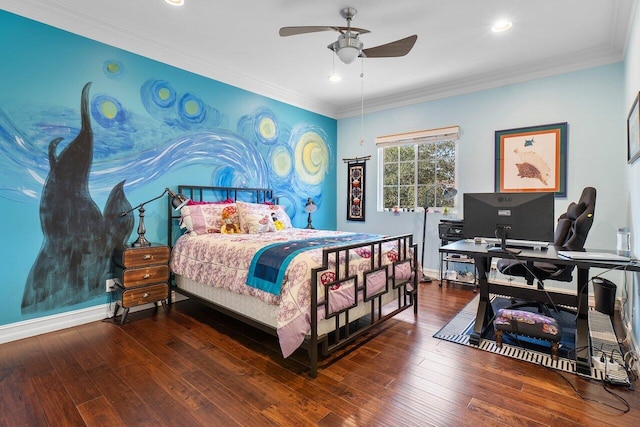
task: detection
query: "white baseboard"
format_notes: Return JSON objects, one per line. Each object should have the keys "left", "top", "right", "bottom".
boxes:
{"left": 0, "top": 291, "right": 187, "bottom": 345}
{"left": 0, "top": 303, "right": 112, "bottom": 344}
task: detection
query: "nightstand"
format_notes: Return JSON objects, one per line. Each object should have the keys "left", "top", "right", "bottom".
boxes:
{"left": 112, "top": 244, "right": 170, "bottom": 324}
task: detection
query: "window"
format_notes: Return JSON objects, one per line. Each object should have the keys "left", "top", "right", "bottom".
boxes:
{"left": 376, "top": 126, "right": 459, "bottom": 211}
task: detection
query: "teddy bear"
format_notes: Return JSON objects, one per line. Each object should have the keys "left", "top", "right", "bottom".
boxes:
{"left": 220, "top": 205, "right": 241, "bottom": 234}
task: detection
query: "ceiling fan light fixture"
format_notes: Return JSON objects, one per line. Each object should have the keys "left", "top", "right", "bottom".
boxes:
{"left": 333, "top": 34, "right": 363, "bottom": 64}
{"left": 337, "top": 46, "right": 360, "bottom": 64}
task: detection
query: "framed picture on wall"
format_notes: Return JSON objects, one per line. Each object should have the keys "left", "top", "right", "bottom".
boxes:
{"left": 627, "top": 92, "right": 640, "bottom": 164}
{"left": 494, "top": 122, "right": 567, "bottom": 197}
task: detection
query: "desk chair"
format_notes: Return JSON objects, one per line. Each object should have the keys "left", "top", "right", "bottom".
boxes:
{"left": 496, "top": 187, "right": 596, "bottom": 310}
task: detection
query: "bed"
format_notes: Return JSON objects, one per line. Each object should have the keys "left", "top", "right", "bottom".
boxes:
{"left": 167, "top": 185, "right": 418, "bottom": 377}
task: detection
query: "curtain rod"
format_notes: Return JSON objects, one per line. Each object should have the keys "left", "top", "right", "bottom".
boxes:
{"left": 342, "top": 155, "right": 371, "bottom": 163}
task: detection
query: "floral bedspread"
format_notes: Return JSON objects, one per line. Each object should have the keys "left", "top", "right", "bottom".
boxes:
{"left": 170, "top": 228, "right": 406, "bottom": 357}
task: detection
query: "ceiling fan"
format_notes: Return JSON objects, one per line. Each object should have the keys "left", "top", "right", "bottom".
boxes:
{"left": 279, "top": 7, "right": 418, "bottom": 64}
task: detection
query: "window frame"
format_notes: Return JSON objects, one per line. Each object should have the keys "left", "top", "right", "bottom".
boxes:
{"left": 376, "top": 126, "right": 459, "bottom": 212}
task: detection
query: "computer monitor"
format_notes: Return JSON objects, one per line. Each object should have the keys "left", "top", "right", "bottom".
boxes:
{"left": 463, "top": 192, "right": 555, "bottom": 253}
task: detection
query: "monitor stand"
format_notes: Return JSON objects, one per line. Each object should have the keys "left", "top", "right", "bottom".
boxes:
{"left": 486, "top": 225, "right": 521, "bottom": 255}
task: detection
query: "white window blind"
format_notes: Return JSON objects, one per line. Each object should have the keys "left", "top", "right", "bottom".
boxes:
{"left": 375, "top": 125, "right": 460, "bottom": 147}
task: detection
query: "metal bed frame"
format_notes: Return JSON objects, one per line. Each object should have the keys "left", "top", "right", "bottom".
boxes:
{"left": 167, "top": 185, "right": 418, "bottom": 377}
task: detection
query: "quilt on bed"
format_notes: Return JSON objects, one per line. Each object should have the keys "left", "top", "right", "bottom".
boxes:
{"left": 170, "top": 229, "right": 411, "bottom": 357}
{"left": 246, "top": 233, "right": 381, "bottom": 295}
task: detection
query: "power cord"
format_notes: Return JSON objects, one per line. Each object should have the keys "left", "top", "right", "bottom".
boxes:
{"left": 101, "top": 289, "right": 118, "bottom": 323}
{"left": 505, "top": 333, "right": 631, "bottom": 414}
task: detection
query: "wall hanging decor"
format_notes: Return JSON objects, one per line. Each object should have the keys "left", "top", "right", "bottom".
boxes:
{"left": 494, "top": 122, "right": 567, "bottom": 197}
{"left": 344, "top": 155, "right": 370, "bottom": 221}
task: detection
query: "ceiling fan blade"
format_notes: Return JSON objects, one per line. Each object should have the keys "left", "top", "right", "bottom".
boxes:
{"left": 279, "top": 26, "right": 370, "bottom": 37}
{"left": 360, "top": 35, "right": 418, "bottom": 58}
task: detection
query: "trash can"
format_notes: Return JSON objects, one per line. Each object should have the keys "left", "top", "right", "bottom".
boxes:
{"left": 593, "top": 277, "right": 616, "bottom": 315}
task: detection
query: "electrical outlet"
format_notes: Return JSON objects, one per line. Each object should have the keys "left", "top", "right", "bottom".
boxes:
{"left": 105, "top": 278, "right": 116, "bottom": 292}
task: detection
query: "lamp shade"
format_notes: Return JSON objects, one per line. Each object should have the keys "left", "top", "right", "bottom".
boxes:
{"left": 305, "top": 198, "right": 317, "bottom": 229}
{"left": 337, "top": 46, "right": 359, "bottom": 64}
{"left": 305, "top": 198, "right": 317, "bottom": 213}
{"left": 442, "top": 186, "right": 458, "bottom": 201}
{"left": 169, "top": 190, "right": 189, "bottom": 210}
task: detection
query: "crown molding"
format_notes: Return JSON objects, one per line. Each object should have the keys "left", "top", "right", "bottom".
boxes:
{"left": 336, "top": 45, "right": 625, "bottom": 119}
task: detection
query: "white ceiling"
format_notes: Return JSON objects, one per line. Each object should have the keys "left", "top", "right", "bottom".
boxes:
{"left": 0, "top": 0, "right": 635, "bottom": 119}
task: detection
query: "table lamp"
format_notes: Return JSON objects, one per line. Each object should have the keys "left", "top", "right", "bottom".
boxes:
{"left": 121, "top": 187, "right": 189, "bottom": 247}
{"left": 305, "top": 198, "right": 317, "bottom": 229}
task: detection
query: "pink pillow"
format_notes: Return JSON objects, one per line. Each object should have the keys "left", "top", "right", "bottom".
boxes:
{"left": 180, "top": 203, "right": 239, "bottom": 234}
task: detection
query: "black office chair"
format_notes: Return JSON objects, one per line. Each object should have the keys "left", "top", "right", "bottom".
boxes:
{"left": 496, "top": 187, "right": 596, "bottom": 308}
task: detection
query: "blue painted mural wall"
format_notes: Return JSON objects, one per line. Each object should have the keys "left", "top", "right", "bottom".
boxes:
{"left": 0, "top": 11, "right": 337, "bottom": 326}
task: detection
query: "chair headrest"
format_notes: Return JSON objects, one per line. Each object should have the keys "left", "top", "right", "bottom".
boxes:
{"left": 555, "top": 186, "right": 596, "bottom": 250}
{"left": 566, "top": 202, "right": 586, "bottom": 220}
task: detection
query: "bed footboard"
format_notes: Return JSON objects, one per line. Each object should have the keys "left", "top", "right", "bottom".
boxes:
{"left": 306, "top": 234, "right": 418, "bottom": 378}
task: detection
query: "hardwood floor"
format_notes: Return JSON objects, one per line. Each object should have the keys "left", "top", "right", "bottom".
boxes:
{"left": 1, "top": 282, "right": 639, "bottom": 426}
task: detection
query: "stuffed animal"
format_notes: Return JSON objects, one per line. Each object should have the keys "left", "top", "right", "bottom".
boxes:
{"left": 220, "top": 206, "right": 241, "bottom": 234}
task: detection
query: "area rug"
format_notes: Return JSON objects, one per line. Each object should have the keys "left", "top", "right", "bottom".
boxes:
{"left": 434, "top": 294, "right": 630, "bottom": 385}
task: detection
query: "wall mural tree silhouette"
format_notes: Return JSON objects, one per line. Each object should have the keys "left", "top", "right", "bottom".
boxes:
{"left": 21, "top": 83, "right": 134, "bottom": 314}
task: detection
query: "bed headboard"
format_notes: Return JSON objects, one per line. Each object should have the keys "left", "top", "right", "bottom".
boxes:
{"left": 167, "top": 185, "right": 278, "bottom": 247}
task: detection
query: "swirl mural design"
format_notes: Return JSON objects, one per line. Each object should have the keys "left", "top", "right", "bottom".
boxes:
{"left": 0, "top": 78, "right": 331, "bottom": 216}
{"left": 0, "top": 71, "right": 332, "bottom": 317}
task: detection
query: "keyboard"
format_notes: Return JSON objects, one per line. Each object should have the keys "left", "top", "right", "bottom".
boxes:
{"left": 482, "top": 238, "right": 549, "bottom": 250}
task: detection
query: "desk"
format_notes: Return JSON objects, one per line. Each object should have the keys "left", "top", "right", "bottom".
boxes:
{"left": 440, "top": 240, "right": 639, "bottom": 375}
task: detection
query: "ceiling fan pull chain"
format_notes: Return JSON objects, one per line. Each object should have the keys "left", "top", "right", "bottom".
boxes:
{"left": 360, "top": 59, "right": 365, "bottom": 146}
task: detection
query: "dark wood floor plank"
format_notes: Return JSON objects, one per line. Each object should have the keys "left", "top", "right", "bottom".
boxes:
{"left": 0, "top": 281, "right": 639, "bottom": 426}
{"left": 31, "top": 370, "right": 86, "bottom": 426}
{"left": 37, "top": 331, "right": 103, "bottom": 405}
{"left": 115, "top": 361, "right": 204, "bottom": 427}
{"left": 466, "top": 396, "right": 547, "bottom": 426}
{"left": 0, "top": 335, "right": 54, "bottom": 379}
{"left": 76, "top": 396, "right": 126, "bottom": 426}
{"left": 86, "top": 364, "right": 164, "bottom": 426}
{"left": 0, "top": 365, "right": 48, "bottom": 426}
{"left": 181, "top": 369, "right": 280, "bottom": 426}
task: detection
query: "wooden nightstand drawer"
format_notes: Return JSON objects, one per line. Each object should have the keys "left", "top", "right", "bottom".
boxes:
{"left": 120, "top": 283, "right": 168, "bottom": 308}
{"left": 114, "top": 264, "right": 170, "bottom": 288}
{"left": 111, "top": 244, "right": 171, "bottom": 325}
{"left": 113, "top": 245, "right": 170, "bottom": 268}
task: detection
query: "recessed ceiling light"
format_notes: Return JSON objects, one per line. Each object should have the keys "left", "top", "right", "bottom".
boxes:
{"left": 165, "top": 0, "right": 185, "bottom": 6}
{"left": 492, "top": 20, "right": 512, "bottom": 33}
{"left": 328, "top": 73, "right": 342, "bottom": 82}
